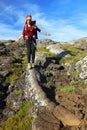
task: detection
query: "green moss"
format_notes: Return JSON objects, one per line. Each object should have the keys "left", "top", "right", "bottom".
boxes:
{"left": 5, "top": 64, "right": 25, "bottom": 84}
{"left": 21, "top": 56, "right": 27, "bottom": 64}
{"left": 59, "top": 43, "right": 87, "bottom": 64}
{"left": 60, "top": 85, "right": 76, "bottom": 93}
{"left": 61, "top": 44, "right": 80, "bottom": 55}
{"left": 0, "top": 56, "right": 3, "bottom": 60}
{"left": 70, "top": 80, "right": 84, "bottom": 87}
{"left": 70, "top": 70, "right": 79, "bottom": 79}
{"left": 0, "top": 101, "right": 33, "bottom": 130}
{"left": 37, "top": 46, "right": 55, "bottom": 58}
{"left": 37, "top": 46, "right": 47, "bottom": 52}
{"left": 59, "top": 51, "right": 87, "bottom": 64}
{"left": 84, "top": 81, "right": 87, "bottom": 85}
{"left": 14, "top": 57, "right": 24, "bottom": 64}
{"left": 5, "top": 71, "right": 23, "bottom": 83}
{"left": 16, "top": 89, "right": 23, "bottom": 95}
{"left": 5, "top": 73, "right": 18, "bottom": 83}
{"left": 45, "top": 51, "right": 55, "bottom": 57}
{"left": 13, "top": 56, "right": 27, "bottom": 67}
{"left": 3, "top": 54, "right": 27, "bottom": 84}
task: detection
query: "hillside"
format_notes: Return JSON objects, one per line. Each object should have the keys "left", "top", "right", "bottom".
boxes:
{"left": 0, "top": 38, "right": 87, "bottom": 130}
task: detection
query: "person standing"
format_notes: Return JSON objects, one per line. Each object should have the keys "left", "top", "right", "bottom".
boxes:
{"left": 15, "top": 15, "right": 50, "bottom": 69}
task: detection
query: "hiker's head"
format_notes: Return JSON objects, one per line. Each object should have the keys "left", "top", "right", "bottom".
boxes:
{"left": 26, "top": 15, "right": 32, "bottom": 23}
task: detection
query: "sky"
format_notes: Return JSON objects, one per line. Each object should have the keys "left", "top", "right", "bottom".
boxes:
{"left": 0, "top": 0, "right": 87, "bottom": 42}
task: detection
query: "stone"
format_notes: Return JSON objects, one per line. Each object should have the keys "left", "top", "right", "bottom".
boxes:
{"left": 53, "top": 105, "right": 81, "bottom": 126}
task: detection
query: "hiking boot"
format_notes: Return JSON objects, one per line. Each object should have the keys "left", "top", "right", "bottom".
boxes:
{"left": 32, "top": 63, "right": 34, "bottom": 68}
{"left": 28, "top": 63, "right": 32, "bottom": 69}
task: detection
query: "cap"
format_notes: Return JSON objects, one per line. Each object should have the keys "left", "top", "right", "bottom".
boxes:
{"left": 26, "top": 15, "right": 32, "bottom": 20}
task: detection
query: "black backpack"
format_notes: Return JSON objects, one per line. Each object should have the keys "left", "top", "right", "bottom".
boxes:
{"left": 31, "top": 21, "right": 38, "bottom": 39}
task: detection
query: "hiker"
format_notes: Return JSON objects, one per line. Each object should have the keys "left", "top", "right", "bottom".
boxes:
{"left": 15, "top": 15, "right": 50, "bottom": 69}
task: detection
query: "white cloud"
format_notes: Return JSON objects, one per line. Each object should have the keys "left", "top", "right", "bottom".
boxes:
{"left": 0, "top": 1, "right": 87, "bottom": 42}
{"left": 46, "top": 18, "right": 87, "bottom": 42}
{"left": 0, "top": 23, "right": 21, "bottom": 40}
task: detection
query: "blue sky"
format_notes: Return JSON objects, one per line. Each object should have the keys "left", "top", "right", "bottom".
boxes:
{"left": 0, "top": 0, "right": 87, "bottom": 42}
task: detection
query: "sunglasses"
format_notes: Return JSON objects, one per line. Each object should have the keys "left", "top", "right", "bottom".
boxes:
{"left": 26, "top": 19, "right": 31, "bottom": 21}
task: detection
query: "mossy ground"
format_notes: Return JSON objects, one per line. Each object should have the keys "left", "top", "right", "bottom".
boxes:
{"left": 37, "top": 46, "right": 55, "bottom": 57}
{"left": 59, "top": 44, "right": 87, "bottom": 64}
{"left": 0, "top": 101, "right": 33, "bottom": 130}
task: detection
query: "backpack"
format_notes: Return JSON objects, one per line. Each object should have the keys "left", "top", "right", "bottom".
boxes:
{"left": 31, "top": 20, "right": 38, "bottom": 39}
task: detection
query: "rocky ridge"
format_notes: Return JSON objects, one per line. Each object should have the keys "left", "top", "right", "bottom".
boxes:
{"left": 0, "top": 39, "right": 87, "bottom": 129}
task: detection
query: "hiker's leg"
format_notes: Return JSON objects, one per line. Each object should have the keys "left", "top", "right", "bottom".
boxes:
{"left": 26, "top": 39, "right": 31, "bottom": 63}
{"left": 31, "top": 40, "right": 36, "bottom": 63}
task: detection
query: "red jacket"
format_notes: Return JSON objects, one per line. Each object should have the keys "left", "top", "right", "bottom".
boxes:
{"left": 22, "top": 24, "right": 41, "bottom": 39}
{"left": 22, "top": 25, "right": 35, "bottom": 37}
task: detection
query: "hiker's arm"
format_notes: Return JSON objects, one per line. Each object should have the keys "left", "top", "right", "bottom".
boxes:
{"left": 15, "top": 34, "right": 23, "bottom": 43}
{"left": 15, "top": 25, "right": 25, "bottom": 43}
{"left": 40, "top": 30, "right": 51, "bottom": 36}
{"left": 37, "top": 27, "right": 51, "bottom": 36}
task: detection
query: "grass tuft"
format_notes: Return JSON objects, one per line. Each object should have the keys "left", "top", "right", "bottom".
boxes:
{"left": 60, "top": 85, "right": 76, "bottom": 93}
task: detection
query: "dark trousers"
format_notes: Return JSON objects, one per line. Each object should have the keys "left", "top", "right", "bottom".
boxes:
{"left": 26, "top": 37, "right": 36, "bottom": 63}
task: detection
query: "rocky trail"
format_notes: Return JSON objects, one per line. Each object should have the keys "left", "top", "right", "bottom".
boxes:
{"left": 0, "top": 39, "right": 87, "bottom": 130}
